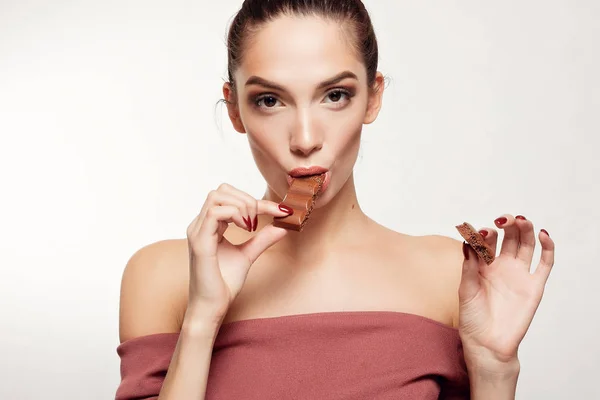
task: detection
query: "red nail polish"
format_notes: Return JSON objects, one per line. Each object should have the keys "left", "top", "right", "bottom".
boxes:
{"left": 541, "top": 229, "right": 549, "bottom": 237}
{"left": 516, "top": 215, "right": 527, "bottom": 220}
{"left": 479, "top": 229, "right": 489, "bottom": 238}
{"left": 243, "top": 217, "right": 252, "bottom": 232}
{"left": 253, "top": 215, "right": 258, "bottom": 231}
{"left": 279, "top": 204, "right": 294, "bottom": 215}
{"left": 495, "top": 217, "right": 508, "bottom": 226}
{"left": 462, "top": 242, "right": 470, "bottom": 260}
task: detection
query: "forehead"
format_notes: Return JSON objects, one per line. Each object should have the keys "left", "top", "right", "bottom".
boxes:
{"left": 236, "top": 15, "right": 366, "bottom": 85}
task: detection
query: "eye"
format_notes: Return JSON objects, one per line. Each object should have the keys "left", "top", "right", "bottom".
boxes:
{"left": 323, "top": 89, "right": 351, "bottom": 104}
{"left": 255, "top": 95, "right": 281, "bottom": 108}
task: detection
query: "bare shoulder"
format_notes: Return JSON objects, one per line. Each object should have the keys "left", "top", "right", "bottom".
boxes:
{"left": 415, "top": 234, "right": 465, "bottom": 271}
{"left": 119, "top": 238, "right": 189, "bottom": 343}
{"left": 374, "top": 224, "right": 464, "bottom": 327}
{"left": 409, "top": 234, "right": 464, "bottom": 327}
{"left": 375, "top": 223, "right": 463, "bottom": 268}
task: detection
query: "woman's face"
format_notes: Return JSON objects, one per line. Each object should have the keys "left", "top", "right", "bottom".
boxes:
{"left": 225, "top": 15, "right": 384, "bottom": 207}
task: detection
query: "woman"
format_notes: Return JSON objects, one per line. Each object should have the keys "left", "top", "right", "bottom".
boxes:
{"left": 116, "top": 1, "right": 555, "bottom": 399}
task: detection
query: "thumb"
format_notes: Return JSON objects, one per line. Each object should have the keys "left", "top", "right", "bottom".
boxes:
{"left": 239, "top": 224, "right": 288, "bottom": 264}
{"left": 458, "top": 242, "right": 481, "bottom": 303}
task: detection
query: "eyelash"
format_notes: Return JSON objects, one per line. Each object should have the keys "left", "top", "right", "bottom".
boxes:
{"left": 253, "top": 88, "right": 355, "bottom": 109}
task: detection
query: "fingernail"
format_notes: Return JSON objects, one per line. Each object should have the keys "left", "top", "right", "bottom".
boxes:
{"left": 541, "top": 229, "right": 549, "bottom": 237}
{"left": 253, "top": 215, "right": 258, "bottom": 231}
{"left": 495, "top": 217, "right": 508, "bottom": 226}
{"left": 243, "top": 216, "right": 252, "bottom": 232}
{"left": 479, "top": 229, "right": 489, "bottom": 238}
{"left": 462, "top": 242, "right": 470, "bottom": 260}
{"left": 279, "top": 204, "right": 294, "bottom": 215}
{"left": 516, "top": 215, "right": 527, "bottom": 220}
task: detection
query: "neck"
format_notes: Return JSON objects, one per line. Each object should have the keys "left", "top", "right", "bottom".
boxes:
{"left": 262, "top": 172, "right": 370, "bottom": 263}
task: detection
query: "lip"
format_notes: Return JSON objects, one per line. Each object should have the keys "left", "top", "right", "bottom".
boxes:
{"left": 286, "top": 169, "right": 331, "bottom": 194}
{"left": 288, "top": 166, "right": 329, "bottom": 177}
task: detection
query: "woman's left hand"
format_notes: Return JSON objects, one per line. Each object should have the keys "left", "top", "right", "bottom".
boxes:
{"left": 458, "top": 214, "right": 555, "bottom": 371}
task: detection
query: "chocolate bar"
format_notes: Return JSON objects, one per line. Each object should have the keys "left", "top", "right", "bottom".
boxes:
{"left": 273, "top": 174, "right": 325, "bottom": 231}
{"left": 456, "top": 222, "right": 495, "bottom": 265}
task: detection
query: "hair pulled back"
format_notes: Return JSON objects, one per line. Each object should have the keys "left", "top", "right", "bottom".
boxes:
{"left": 226, "top": 0, "right": 379, "bottom": 94}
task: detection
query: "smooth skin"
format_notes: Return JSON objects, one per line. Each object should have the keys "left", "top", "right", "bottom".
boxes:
{"left": 119, "top": 15, "right": 555, "bottom": 400}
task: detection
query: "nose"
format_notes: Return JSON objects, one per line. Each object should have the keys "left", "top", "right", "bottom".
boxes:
{"left": 289, "top": 110, "right": 323, "bottom": 156}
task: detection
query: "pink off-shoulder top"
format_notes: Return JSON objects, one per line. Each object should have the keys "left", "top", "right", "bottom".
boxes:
{"left": 116, "top": 311, "right": 470, "bottom": 399}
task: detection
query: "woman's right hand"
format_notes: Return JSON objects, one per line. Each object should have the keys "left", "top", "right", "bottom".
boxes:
{"left": 185, "top": 183, "right": 292, "bottom": 325}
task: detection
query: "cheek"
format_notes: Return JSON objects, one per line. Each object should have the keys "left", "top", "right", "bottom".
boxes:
{"left": 239, "top": 99, "right": 285, "bottom": 135}
{"left": 319, "top": 103, "right": 366, "bottom": 153}
{"left": 242, "top": 116, "right": 290, "bottom": 188}
{"left": 241, "top": 108, "right": 287, "bottom": 152}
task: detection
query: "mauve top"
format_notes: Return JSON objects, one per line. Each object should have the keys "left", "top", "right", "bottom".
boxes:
{"left": 115, "top": 311, "right": 470, "bottom": 399}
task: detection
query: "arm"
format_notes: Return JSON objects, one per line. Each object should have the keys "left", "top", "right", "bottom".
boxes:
{"left": 119, "top": 240, "right": 222, "bottom": 400}
{"left": 118, "top": 190, "right": 289, "bottom": 399}
{"left": 456, "top": 215, "right": 555, "bottom": 400}
{"left": 466, "top": 357, "right": 520, "bottom": 400}
{"left": 156, "top": 313, "right": 221, "bottom": 399}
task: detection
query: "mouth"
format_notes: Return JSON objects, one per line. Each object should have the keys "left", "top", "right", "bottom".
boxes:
{"left": 286, "top": 166, "right": 331, "bottom": 194}
{"left": 288, "top": 166, "right": 329, "bottom": 178}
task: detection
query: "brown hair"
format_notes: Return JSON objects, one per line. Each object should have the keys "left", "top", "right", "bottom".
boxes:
{"left": 226, "top": 0, "right": 379, "bottom": 96}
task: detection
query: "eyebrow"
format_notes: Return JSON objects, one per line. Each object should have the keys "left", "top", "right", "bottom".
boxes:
{"left": 244, "top": 70, "right": 358, "bottom": 92}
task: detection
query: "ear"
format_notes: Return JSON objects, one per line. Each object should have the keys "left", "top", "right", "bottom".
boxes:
{"left": 363, "top": 72, "right": 385, "bottom": 125}
{"left": 223, "top": 82, "right": 246, "bottom": 134}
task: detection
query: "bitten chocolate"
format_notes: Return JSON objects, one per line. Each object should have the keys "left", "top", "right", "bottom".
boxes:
{"left": 456, "top": 222, "right": 496, "bottom": 265}
{"left": 273, "top": 174, "right": 325, "bottom": 231}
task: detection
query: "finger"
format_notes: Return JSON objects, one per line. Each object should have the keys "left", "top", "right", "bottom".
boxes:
{"left": 515, "top": 215, "right": 536, "bottom": 266}
{"left": 196, "top": 205, "right": 247, "bottom": 252}
{"left": 458, "top": 242, "right": 481, "bottom": 303}
{"left": 257, "top": 199, "right": 295, "bottom": 217}
{"left": 201, "top": 190, "right": 251, "bottom": 232}
{"left": 496, "top": 214, "right": 519, "bottom": 257}
{"left": 534, "top": 229, "right": 555, "bottom": 284}
{"left": 187, "top": 211, "right": 203, "bottom": 239}
{"left": 239, "top": 224, "right": 288, "bottom": 264}
{"left": 252, "top": 199, "right": 295, "bottom": 232}
{"left": 217, "top": 183, "right": 258, "bottom": 232}
{"left": 478, "top": 227, "right": 498, "bottom": 255}
{"left": 215, "top": 185, "right": 292, "bottom": 232}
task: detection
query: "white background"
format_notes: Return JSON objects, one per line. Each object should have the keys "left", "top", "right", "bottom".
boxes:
{"left": 1, "top": 0, "right": 598, "bottom": 398}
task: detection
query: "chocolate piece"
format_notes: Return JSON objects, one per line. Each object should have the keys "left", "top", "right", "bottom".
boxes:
{"left": 273, "top": 174, "right": 325, "bottom": 231}
{"left": 456, "top": 222, "right": 495, "bottom": 265}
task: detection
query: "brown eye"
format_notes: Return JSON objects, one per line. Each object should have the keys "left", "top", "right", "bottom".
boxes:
{"left": 256, "top": 96, "right": 280, "bottom": 108}
{"left": 328, "top": 90, "right": 343, "bottom": 102}
{"left": 323, "top": 89, "right": 352, "bottom": 106}
{"left": 263, "top": 96, "right": 277, "bottom": 107}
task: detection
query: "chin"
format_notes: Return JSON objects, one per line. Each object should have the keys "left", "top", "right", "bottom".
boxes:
{"left": 313, "top": 185, "right": 336, "bottom": 209}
